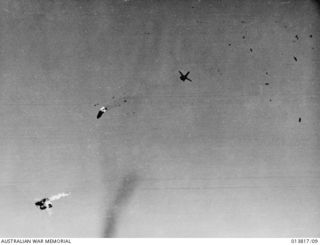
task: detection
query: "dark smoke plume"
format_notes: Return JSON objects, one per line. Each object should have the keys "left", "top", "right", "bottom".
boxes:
{"left": 103, "top": 173, "right": 139, "bottom": 237}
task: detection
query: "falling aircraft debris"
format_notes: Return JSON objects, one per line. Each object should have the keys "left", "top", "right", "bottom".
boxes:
{"left": 97, "top": 106, "right": 108, "bottom": 119}
{"left": 96, "top": 96, "right": 130, "bottom": 119}
{"left": 35, "top": 198, "right": 53, "bottom": 210}
{"left": 35, "top": 192, "right": 70, "bottom": 211}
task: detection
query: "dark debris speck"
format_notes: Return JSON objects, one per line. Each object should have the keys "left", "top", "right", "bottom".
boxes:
{"left": 242, "top": 35, "right": 245, "bottom": 39}
{"left": 250, "top": 48, "right": 253, "bottom": 52}
{"left": 293, "top": 56, "right": 297, "bottom": 62}
{"left": 309, "top": 34, "right": 313, "bottom": 38}
{"left": 295, "top": 34, "right": 299, "bottom": 40}
{"left": 228, "top": 43, "right": 231, "bottom": 46}
{"left": 265, "top": 83, "right": 269, "bottom": 86}
{"left": 299, "top": 117, "right": 301, "bottom": 123}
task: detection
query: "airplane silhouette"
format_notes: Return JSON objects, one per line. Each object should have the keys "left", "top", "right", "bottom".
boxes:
{"left": 97, "top": 106, "right": 108, "bottom": 119}
{"left": 179, "top": 71, "right": 192, "bottom": 82}
{"left": 35, "top": 198, "right": 53, "bottom": 210}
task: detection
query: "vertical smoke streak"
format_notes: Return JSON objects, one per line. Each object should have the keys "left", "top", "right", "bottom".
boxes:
{"left": 98, "top": 1, "right": 164, "bottom": 237}
{"left": 103, "top": 173, "right": 139, "bottom": 238}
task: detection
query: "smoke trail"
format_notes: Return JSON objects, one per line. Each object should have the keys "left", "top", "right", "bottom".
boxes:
{"left": 49, "top": 192, "right": 70, "bottom": 201}
{"left": 103, "top": 173, "right": 139, "bottom": 238}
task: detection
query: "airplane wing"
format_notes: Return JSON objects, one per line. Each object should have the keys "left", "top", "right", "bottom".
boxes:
{"left": 35, "top": 201, "right": 43, "bottom": 206}
{"left": 179, "top": 71, "right": 183, "bottom": 76}
{"left": 35, "top": 199, "right": 46, "bottom": 206}
{"left": 185, "top": 71, "right": 190, "bottom": 76}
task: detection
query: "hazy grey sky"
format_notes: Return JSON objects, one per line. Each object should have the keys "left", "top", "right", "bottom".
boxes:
{"left": 0, "top": 0, "right": 319, "bottom": 237}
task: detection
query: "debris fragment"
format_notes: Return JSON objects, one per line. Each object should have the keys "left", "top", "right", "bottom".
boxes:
{"left": 250, "top": 48, "right": 253, "bottom": 52}
{"left": 309, "top": 34, "right": 313, "bottom": 38}
{"left": 265, "top": 83, "right": 269, "bottom": 85}
{"left": 295, "top": 34, "right": 299, "bottom": 40}
{"left": 299, "top": 117, "right": 301, "bottom": 123}
{"left": 293, "top": 56, "right": 297, "bottom": 62}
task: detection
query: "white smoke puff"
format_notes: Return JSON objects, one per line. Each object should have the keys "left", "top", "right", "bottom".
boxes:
{"left": 49, "top": 192, "right": 70, "bottom": 201}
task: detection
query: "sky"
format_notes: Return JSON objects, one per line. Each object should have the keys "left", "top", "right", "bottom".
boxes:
{"left": 0, "top": 0, "right": 319, "bottom": 237}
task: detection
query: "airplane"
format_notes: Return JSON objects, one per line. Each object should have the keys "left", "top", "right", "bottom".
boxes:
{"left": 35, "top": 198, "right": 53, "bottom": 210}
{"left": 34, "top": 192, "right": 70, "bottom": 216}
{"left": 179, "top": 71, "right": 192, "bottom": 82}
{"left": 97, "top": 106, "right": 108, "bottom": 119}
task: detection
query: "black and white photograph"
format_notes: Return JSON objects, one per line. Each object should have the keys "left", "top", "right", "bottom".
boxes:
{"left": 0, "top": 0, "right": 319, "bottom": 238}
